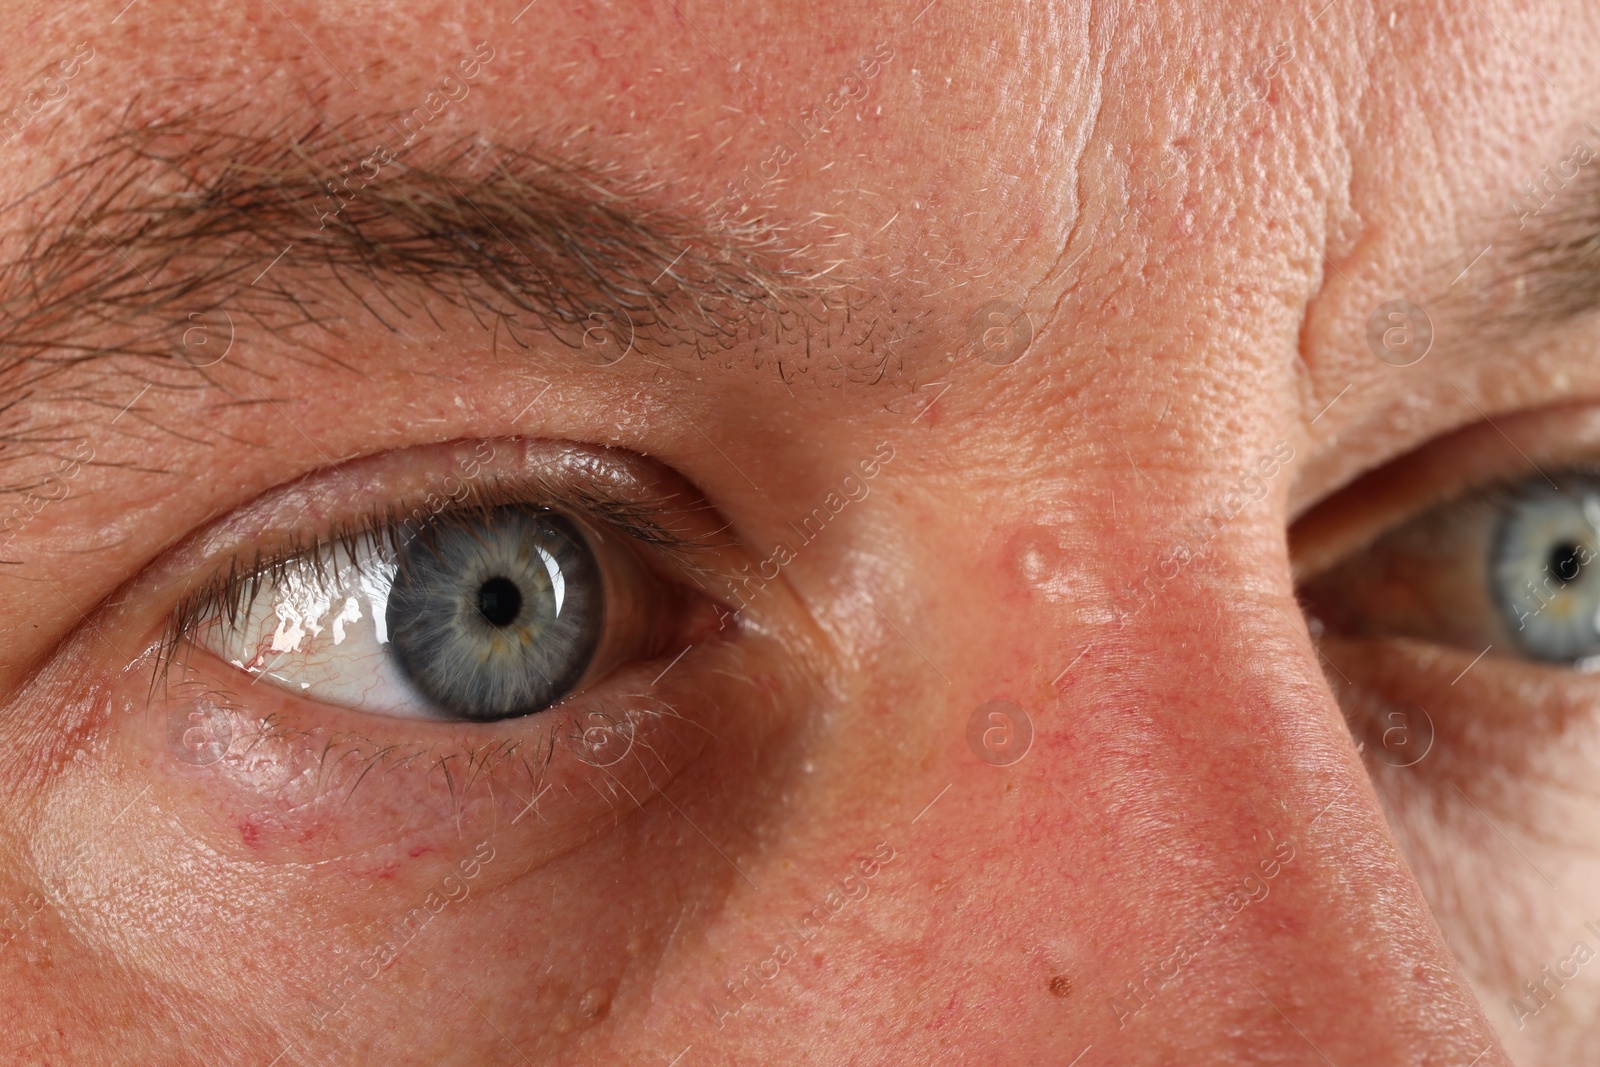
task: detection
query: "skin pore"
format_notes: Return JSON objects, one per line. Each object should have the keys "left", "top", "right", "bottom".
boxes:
{"left": 1, "top": 0, "right": 1599, "bottom": 1063}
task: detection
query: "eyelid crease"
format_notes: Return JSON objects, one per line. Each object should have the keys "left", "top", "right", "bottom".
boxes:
{"left": 152, "top": 468, "right": 724, "bottom": 697}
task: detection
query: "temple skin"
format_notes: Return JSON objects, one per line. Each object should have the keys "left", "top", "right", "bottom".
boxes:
{"left": 0, "top": 0, "right": 1598, "bottom": 1063}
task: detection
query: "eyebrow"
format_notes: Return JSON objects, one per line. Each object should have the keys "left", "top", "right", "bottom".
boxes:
{"left": 1480, "top": 162, "right": 1600, "bottom": 329}
{"left": 0, "top": 103, "right": 826, "bottom": 408}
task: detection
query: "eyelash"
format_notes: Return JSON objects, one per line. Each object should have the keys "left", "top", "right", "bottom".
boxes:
{"left": 150, "top": 469, "right": 710, "bottom": 694}
{"left": 1300, "top": 455, "right": 1600, "bottom": 578}
{"left": 1418, "top": 462, "right": 1600, "bottom": 535}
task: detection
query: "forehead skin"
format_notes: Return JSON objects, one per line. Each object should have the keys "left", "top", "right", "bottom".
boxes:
{"left": 0, "top": 0, "right": 1596, "bottom": 1064}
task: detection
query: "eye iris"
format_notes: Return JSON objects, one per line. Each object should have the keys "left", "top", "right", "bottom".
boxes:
{"left": 386, "top": 507, "right": 603, "bottom": 721}
{"left": 1492, "top": 488, "right": 1600, "bottom": 661}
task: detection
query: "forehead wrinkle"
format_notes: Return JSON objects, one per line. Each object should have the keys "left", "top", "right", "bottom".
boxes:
{"left": 0, "top": 97, "right": 891, "bottom": 454}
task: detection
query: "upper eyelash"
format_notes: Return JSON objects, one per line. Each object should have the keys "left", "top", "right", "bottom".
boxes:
{"left": 1462, "top": 465, "right": 1600, "bottom": 513}
{"left": 1308, "top": 465, "right": 1600, "bottom": 589}
{"left": 152, "top": 469, "right": 718, "bottom": 689}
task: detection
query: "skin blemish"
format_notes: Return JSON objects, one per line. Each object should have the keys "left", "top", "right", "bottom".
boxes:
{"left": 345, "top": 862, "right": 400, "bottom": 879}
{"left": 578, "top": 986, "right": 611, "bottom": 1023}
{"left": 1009, "top": 527, "right": 1076, "bottom": 603}
{"left": 1048, "top": 974, "right": 1072, "bottom": 997}
{"left": 551, "top": 985, "right": 612, "bottom": 1034}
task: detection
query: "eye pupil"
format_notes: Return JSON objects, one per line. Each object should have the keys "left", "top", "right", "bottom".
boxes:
{"left": 1550, "top": 542, "right": 1585, "bottom": 583}
{"left": 475, "top": 576, "right": 522, "bottom": 627}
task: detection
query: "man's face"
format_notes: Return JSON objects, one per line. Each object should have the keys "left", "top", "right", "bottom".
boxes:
{"left": 2, "top": 0, "right": 1597, "bottom": 1062}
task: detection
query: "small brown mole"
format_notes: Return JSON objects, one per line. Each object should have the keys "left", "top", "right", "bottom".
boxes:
{"left": 1048, "top": 974, "right": 1072, "bottom": 998}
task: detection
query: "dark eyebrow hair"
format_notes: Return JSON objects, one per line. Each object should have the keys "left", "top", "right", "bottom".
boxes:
{"left": 1472, "top": 161, "right": 1600, "bottom": 331}
{"left": 0, "top": 102, "right": 839, "bottom": 415}
{"left": 1509, "top": 196, "right": 1600, "bottom": 323}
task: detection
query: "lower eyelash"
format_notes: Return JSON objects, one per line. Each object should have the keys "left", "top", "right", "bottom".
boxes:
{"left": 152, "top": 655, "right": 698, "bottom": 817}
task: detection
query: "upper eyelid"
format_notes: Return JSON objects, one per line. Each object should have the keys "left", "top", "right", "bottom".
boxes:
{"left": 1292, "top": 471, "right": 1524, "bottom": 584}
{"left": 1291, "top": 406, "right": 1600, "bottom": 580}
{"left": 170, "top": 472, "right": 708, "bottom": 620}
{"left": 1295, "top": 463, "right": 1600, "bottom": 590}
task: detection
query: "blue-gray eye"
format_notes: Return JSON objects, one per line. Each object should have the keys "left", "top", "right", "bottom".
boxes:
{"left": 1492, "top": 484, "right": 1600, "bottom": 662}
{"left": 1298, "top": 463, "right": 1600, "bottom": 672}
{"left": 387, "top": 506, "right": 603, "bottom": 721}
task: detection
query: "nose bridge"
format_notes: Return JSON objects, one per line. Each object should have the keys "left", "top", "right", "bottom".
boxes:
{"left": 1030, "top": 500, "right": 1509, "bottom": 1063}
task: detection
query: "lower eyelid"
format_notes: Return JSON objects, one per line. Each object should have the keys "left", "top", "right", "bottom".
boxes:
{"left": 1318, "top": 631, "right": 1593, "bottom": 780}
{"left": 117, "top": 640, "right": 720, "bottom": 892}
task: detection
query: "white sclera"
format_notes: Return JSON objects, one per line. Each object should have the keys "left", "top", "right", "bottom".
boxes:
{"left": 202, "top": 540, "right": 444, "bottom": 719}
